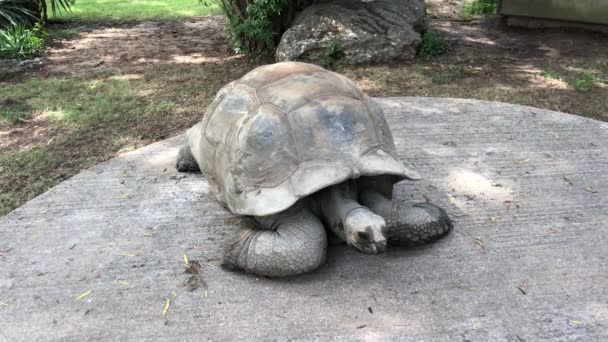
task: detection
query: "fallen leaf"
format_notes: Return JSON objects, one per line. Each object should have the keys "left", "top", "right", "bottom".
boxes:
{"left": 162, "top": 298, "right": 171, "bottom": 317}
{"left": 184, "top": 260, "right": 202, "bottom": 275}
{"left": 39, "top": 209, "right": 48, "bottom": 214}
{"left": 183, "top": 253, "right": 189, "bottom": 266}
{"left": 172, "top": 291, "right": 177, "bottom": 297}
{"left": 117, "top": 193, "right": 130, "bottom": 199}
{"left": 34, "top": 219, "right": 47, "bottom": 223}
{"left": 513, "top": 159, "right": 529, "bottom": 164}
{"left": 184, "top": 275, "right": 200, "bottom": 291}
{"left": 489, "top": 216, "right": 501, "bottom": 222}
{"left": 75, "top": 290, "right": 92, "bottom": 301}
{"left": 569, "top": 320, "right": 582, "bottom": 325}
{"left": 143, "top": 232, "right": 154, "bottom": 237}
{"left": 585, "top": 187, "right": 598, "bottom": 193}
{"left": 117, "top": 280, "right": 129, "bottom": 286}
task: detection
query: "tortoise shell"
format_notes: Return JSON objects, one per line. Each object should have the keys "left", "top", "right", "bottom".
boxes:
{"left": 186, "top": 62, "right": 419, "bottom": 216}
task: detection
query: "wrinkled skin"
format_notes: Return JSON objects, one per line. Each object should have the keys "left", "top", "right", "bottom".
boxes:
{"left": 177, "top": 146, "right": 453, "bottom": 277}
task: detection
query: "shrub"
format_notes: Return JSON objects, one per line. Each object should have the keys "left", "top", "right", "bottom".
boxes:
{"left": 205, "top": 0, "right": 303, "bottom": 54}
{"left": 0, "top": 22, "right": 43, "bottom": 59}
{"left": 417, "top": 31, "right": 448, "bottom": 59}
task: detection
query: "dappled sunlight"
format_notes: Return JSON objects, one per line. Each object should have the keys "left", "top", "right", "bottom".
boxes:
{"left": 43, "top": 17, "right": 231, "bottom": 76}
{"left": 446, "top": 168, "right": 515, "bottom": 205}
{"left": 108, "top": 74, "right": 144, "bottom": 81}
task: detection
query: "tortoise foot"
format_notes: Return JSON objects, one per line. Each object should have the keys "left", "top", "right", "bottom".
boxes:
{"left": 388, "top": 202, "right": 453, "bottom": 246}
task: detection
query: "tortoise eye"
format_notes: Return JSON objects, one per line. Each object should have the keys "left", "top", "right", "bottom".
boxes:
{"left": 357, "top": 231, "right": 370, "bottom": 241}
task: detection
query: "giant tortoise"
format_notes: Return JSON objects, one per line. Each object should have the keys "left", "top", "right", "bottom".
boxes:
{"left": 176, "top": 62, "right": 453, "bottom": 277}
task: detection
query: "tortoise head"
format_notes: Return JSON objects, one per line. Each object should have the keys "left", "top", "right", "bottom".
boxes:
{"left": 343, "top": 208, "right": 388, "bottom": 254}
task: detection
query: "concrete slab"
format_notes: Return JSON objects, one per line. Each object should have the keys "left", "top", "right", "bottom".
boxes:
{"left": 1, "top": 97, "right": 607, "bottom": 341}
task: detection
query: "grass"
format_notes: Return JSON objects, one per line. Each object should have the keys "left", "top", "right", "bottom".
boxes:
{"left": 0, "top": 147, "right": 60, "bottom": 214}
{"left": 0, "top": 60, "right": 258, "bottom": 215}
{"left": 50, "top": 0, "right": 218, "bottom": 21}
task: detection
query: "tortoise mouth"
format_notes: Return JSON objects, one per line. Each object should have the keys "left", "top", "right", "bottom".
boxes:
{"left": 349, "top": 240, "right": 387, "bottom": 255}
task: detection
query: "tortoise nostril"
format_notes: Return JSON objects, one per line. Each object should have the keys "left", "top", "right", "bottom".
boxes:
{"left": 357, "top": 231, "right": 370, "bottom": 240}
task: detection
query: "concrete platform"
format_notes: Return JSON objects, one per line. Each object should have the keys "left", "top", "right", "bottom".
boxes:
{"left": 1, "top": 97, "right": 607, "bottom": 341}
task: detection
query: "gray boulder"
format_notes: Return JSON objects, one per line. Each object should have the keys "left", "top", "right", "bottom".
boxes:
{"left": 275, "top": 0, "right": 426, "bottom": 65}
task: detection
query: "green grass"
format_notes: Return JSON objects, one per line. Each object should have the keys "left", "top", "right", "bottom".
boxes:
{"left": 0, "top": 147, "right": 60, "bottom": 214}
{"left": 0, "top": 61, "right": 257, "bottom": 215}
{"left": 50, "top": 0, "right": 218, "bottom": 22}
{"left": 540, "top": 67, "right": 599, "bottom": 93}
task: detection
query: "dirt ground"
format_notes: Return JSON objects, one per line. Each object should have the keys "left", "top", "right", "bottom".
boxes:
{"left": 39, "top": 17, "right": 233, "bottom": 76}
{"left": 1, "top": 3, "right": 607, "bottom": 215}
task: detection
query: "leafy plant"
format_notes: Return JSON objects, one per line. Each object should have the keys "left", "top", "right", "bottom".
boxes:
{"left": 1, "top": 0, "right": 73, "bottom": 28}
{"left": 568, "top": 72, "right": 597, "bottom": 93}
{"left": 324, "top": 40, "right": 343, "bottom": 69}
{"left": 204, "top": 0, "right": 303, "bottom": 53}
{"left": 0, "top": 0, "right": 36, "bottom": 27}
{"left": 417, "top": 31, "right": 448, "bottom": 59}
{"left": 0, "top": 22, "right": 43, "bottom": 59}
{"left": 462, "top": 0, "right": 498, "bottom": 16}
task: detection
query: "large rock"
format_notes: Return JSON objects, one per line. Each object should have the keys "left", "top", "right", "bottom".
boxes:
{"left": 275, "top": 0, "right": 426, "bottom": 65}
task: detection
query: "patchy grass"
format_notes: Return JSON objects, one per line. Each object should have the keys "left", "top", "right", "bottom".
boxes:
{"left": 0, "top": 60, "right": 258, "bottom": 215}
{"left": 337, "top": 58, "right": 608, "bottom": 119}
{"left": 0, "top": 147, "right": 60, "bottom": 214}
{"left": 50, "top": 0, "right": 218, "bottom": 22}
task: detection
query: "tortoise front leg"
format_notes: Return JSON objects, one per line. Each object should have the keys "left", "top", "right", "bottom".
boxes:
{"left": 176, "top": 145, "right": 200, "bottom": 172}
{"left": 359, "top": 189, "right": 453, "bottom": 246}
{"left": 222, "top": 202, "right": 327, "bottom": 277}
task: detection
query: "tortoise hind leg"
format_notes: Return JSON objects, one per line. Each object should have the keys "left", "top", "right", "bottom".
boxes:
{"left": 176, "top": 145, "right": 200, "bottom": 172}
{"left": 359, "top": 188, "right": 453, "bottom": 246}
{"left": 222, "top": 202, "right": 328, "bottom": 277}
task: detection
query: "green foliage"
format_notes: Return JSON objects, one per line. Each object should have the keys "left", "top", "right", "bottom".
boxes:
{"left": 417, "top": 31, "right": 448, "bottom": 59}
{"left": 462, "top": 0, "right": 498, "bottom": 16}
{"left": 0, "top": 22, "right": 43, "bottom": 59}
{"left": 324, "top": 40, "right": 343, "bottom": 69}
{"left": 1, "top": 107, "right": 26, "bottom": 122}
{"left": 208, "top": 0, "right": 288, "bottom": 53}
{"left": 0, "top": 0, "right": 36, "bottom": 26}
{"left": 568, "top": 72, "right": 597, "bottom": 93}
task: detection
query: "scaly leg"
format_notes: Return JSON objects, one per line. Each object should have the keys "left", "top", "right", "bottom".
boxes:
{"left": 222, "top": 202, "right": 327, "bottom": 277}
